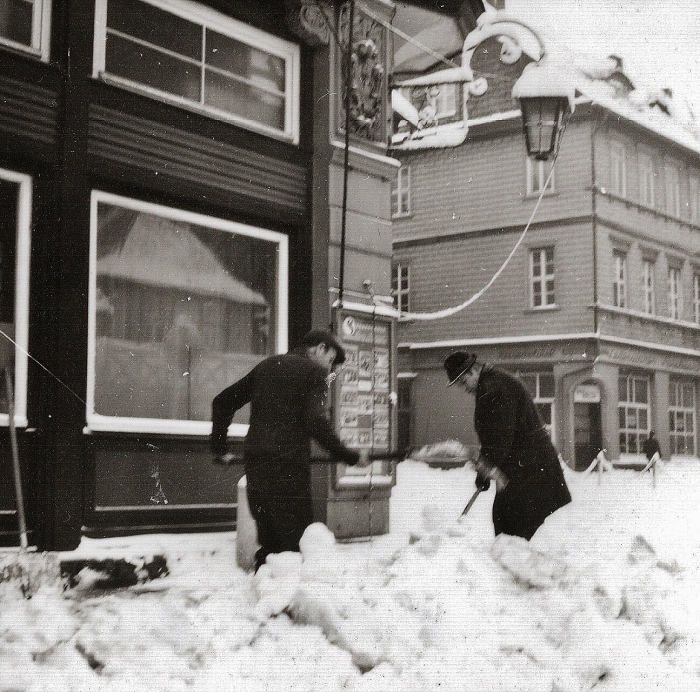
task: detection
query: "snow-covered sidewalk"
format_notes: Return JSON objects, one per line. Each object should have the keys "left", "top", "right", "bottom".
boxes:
{"left": 2, "top": 458, "right": 700, "bottom": 691}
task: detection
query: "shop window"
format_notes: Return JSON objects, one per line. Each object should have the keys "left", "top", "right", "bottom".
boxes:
{"left": 529, "top": 246, "right": 555, "bottom": 308}
{"left": 609, "top": 141, "right": 627, "bottom": 197}
{"left": 669, "top": 380, "right": 695, "bottom": 456}
{"left": 515, "top": 371, "right": 554, "bottom": 438}
{"left": 392, "top": 262, "right": 410, "bottom": 313}
{"left": 391, "top": 165, "right": 411, "bottom": 218}
{"left": 618, "top": 374, "right": 649, "bottom": 454}
{"left": 612, "top": 250, "right": 627, "bottom": 308}
{"left": 0, "top": 170, "right": 31, "bottom": 427}
{"left": 668, "top": 265, "right": 682, "bottom": 320}
{"left": 87, "top": 191, "right": 288, "bottom": 435}
{"left": 0, "top": 0, "right": 50, "bottom": 59}
{"left": 93, "top": 0, "right": 300, "bottom": 143}
{"left": 639, "top": 153, "right": 655, "bottom": 208}
{"left": 526, "top": 157, "right": 554, "bottom": 196}
{"left": 642, "top": 259, "right": 655, "bottom": 314}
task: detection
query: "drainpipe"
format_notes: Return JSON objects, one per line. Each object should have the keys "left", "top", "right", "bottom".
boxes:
{"left": 591, "top": 110, "right": 599, "bottom": 335}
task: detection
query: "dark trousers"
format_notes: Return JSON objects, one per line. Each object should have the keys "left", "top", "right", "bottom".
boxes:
{"left": 247, "top": 487, "right": 313, "bottom": 571}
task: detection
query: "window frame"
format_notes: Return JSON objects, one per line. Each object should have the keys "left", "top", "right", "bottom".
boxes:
{"left": 391, "top": 165, "right": 411, "bottom": 218}
{"left": 638, "top": 152, "right": 655, "bottom": 208}
{"left": 528, "top": 245, "right": 556, "bottom": 309}
{"left": 392, "top": 262, "right": 410, "bottom": 314}
{"left": 689, "top": 173, "right": 700, "bottom": 225}
{"left": 0, "top": 168, "right": 32, "bottom": 428}
{"left": 526, "top": 157, "right": 554, "bottom": 196}
{"left": 618, "top": 374, "right": 650, "bottom": 454}
{"left": 669, "top": 379, "right": 696, "bottom": 456}
{"left": 92, "top": 0, "right": 301, "bottom": 144}
{"left": 668, "top": 264, "right": 683, "bottom": 320}
{"left": 86, "top": 189, "right": 289, "bottom": 436}
{"left": 612, "top": 250, "right": 627, "bottom": 308}
{"left": 642, "top": 258, "right": 655, "bottom": 315}
{"left": 0, "top": 0, "right": 51, "bottom": 61}
{"left": 609, "top": 141, "right": 627, "bottom": 197}
{"left": 664, "top": 164, "right": 681, "bottom": 217}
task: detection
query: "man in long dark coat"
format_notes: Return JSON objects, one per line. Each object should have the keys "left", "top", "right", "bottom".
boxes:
{"left": 444, "top": 351, "right": 571, "bottom": 540}
{"left": 212, "top": 330, "right": 368, "bottom": 571}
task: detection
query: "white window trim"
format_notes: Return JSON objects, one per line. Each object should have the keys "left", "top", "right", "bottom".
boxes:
{"left": 0, "top": 0, "right": 51, "bottom": 61}
{"left": 86, "top": 190, "right": 288, "bottom": 436}
{"left": 0, "top": 168, "right": 31, "bottom": 428}
{"left": 642, "top": 259, "right": 655, "bottom": 314}
{"left": 669, "top": 380, "right": 695, "bottom": 456}
{"left": 613, "top": 251, "right": 627, "bottom": 308}
{"left": 668, "top": 265, "right": 683, "bottom": 320}
{"left": 392, "top": 262, "right": 410, "bottom": 313}
{"left": 610, "top": 142, "right": 627, "bottom": 197}
{"left": 392, "top": 165, "right": 411, "bottom": 218}
{"left": 526, "top": 157, "right": 554, "bottom": 196}
{"left": 529, "top": 246, "right": 555, "bottom": 309}
{"left": 92, "top": 0, "right": 300, "bottom": 144}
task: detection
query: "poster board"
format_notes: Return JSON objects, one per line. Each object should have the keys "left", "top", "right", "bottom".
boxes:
{"left": 332, "top": 308, "right": 396, "bottom": 490}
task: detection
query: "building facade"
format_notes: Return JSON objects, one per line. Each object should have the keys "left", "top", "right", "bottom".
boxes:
{"left": 391, "top": 28, "right": 700, "bottom": 470}
{"left": 0, "top": 0, "right": 489, "bottom": 549}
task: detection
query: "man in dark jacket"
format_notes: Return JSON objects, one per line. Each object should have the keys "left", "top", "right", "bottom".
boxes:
{"left": 211, "top": 329, "right": 369, "bottom": 571}
{"left": 444, "top": 351, "right": 571, "bottom": 540}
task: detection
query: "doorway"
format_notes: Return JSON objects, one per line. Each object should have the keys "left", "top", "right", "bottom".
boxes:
{"left": 573, "top": 382, "right": 603, "bottom": 471}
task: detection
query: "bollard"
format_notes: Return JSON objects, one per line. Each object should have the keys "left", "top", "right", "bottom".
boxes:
{"left": 236, "top": 476, "right": 260, "bottom": 572}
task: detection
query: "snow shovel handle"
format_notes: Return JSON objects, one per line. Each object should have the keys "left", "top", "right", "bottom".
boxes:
{"left": 461, "top": 487, "right": 482, "bottom": 516}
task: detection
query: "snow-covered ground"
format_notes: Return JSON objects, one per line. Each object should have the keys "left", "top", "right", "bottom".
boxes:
{"left": 2, "top": 457, "right": 700, "bottom": 691}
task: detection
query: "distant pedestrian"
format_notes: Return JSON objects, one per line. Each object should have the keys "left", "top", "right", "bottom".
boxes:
{"left": 211, "top": 329, "right": 369, "bottom": 571}
{"left": 444, "top": 352, "right": 571, "bottom": 540}
{"left": 643, "top": 430, "right": 662, "bottom": 463}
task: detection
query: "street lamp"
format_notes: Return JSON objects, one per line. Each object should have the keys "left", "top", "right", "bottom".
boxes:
{"left": 511, "top": 59, "right": 575, "bottom": 161}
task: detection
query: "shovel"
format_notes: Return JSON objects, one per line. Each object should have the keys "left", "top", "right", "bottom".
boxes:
{"left": 460, "top": 487, "right": 482, "bottom": 516}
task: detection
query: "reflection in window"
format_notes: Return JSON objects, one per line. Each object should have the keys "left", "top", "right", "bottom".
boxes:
{"left": 90, "top": 194, "right": 286, "bottom": 431}
{"left": 94, "top": 0, "right": 299, "bottom": 141}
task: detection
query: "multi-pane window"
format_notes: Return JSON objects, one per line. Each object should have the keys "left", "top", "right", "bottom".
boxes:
{"left": 392, "top": 263, "right": 410, "bottom": 313}
{"left": 87, "top": 191, "right": 288, "bottom": 435}
{"left": 690, "top": 174, "right": 700, "bottom": 225}
{"left": 618, "top": 375, "right": 649, "bottom": 454}
{"left": 529, "top": 246, "right": 555, "bottom": 308}
{"left": 694, "top": 274, "right": 700, "bottom": 324}
{"left": 93, "top": 0, "right": 300, "bottom": 142}
{"left": 0, "top": 169, "right": 32, "bottom": 427}
{"left": 668, "top": 266, "right": 682, "bottom": 320}
{"left": 0, "top": 0, "right": 50, "bottom": 59}
{"left": 669, "top": 380, "right": 695, "bottom": 456}
{"left": 642, "top": 259, "right": 655, "bottom": 314}
{"left": 516, "top": 371, "right": 555, "bottom": 437}
{"left": 665, "top": 165, "right": 681, "bottom": 217}
{"left": 639, "top": 153, "right": 655, "bottom": 207}
{"left": 526, "top": 157, "right": 554, "bottom": 195}
{"left": 391, "top": 165, "right": 411, "bottom": 218}
{"left": 610, "top": 142, "right": 627, "bottom": 197}
{"left": 612, "top": 251, "right": 627, "bottom": 308}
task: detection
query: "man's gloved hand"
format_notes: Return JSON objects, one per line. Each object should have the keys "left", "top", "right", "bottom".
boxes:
{"left": 475, "top": 471, "right": 491, "bottom": 491}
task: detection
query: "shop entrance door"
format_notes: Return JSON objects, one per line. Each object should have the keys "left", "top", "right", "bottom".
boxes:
{"left": 574, "top": 402, "right": 603, "bottom": 470}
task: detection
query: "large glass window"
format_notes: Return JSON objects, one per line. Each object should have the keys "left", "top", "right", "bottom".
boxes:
{"left": 87, "top": 192, "right": 288, "bottom": 435}
{"left": 612, "top": 251, "right": 627, "bottom": 308}
{"left": 93, "top": 0, "right": 300, "bottom": 142}
{"left": 0, "top": 0, "right": 50, "bottom": 59}
{"left": 669, "top": 380, "right": 695, "bottom": 456}
{"left": 0, "top": 170, "right": 31, "bottom": 427}
{"left": 618, "top": 375, "right": 649, "bottom": 454}
{"left": 529, "top": 246, "right": 555, "bottom": 308}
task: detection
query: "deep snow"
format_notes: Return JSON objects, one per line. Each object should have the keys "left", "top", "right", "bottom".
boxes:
{"left": 2, "top": 457, "right": 700, "bottom": 691}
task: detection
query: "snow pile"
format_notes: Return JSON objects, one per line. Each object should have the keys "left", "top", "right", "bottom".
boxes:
{"left": 1, "top": 460, "right": 700, "bottom": 690}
